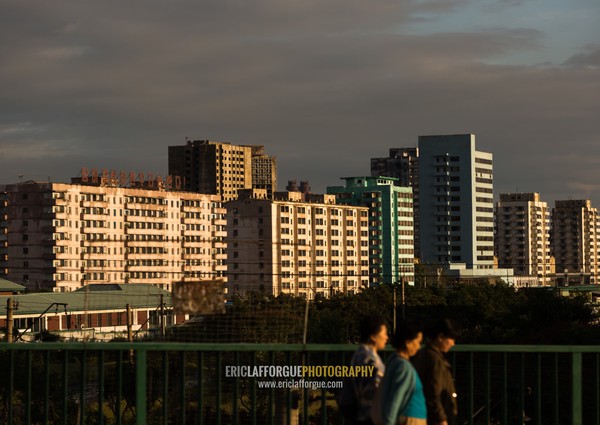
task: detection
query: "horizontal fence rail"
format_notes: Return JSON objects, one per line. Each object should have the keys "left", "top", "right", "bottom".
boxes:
{"left": 0, "top": 343, "right": 599, "bottom": 425}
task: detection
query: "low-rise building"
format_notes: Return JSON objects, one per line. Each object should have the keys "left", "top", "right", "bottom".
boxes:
{"left": 0, "top": 283, "right": 184, "bottom": 341}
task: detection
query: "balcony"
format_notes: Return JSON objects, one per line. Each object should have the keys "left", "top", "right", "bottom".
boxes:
{"left": 0, "top": 343, "right": 596, "bottom": 425}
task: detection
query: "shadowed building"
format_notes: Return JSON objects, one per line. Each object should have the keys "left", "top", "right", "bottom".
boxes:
{"left": 168, "top": 140, "right": 253, "bottom": 201}
{"left": 247, "top": 145, "right": 277, "bottom": 199}
{"left": 371, "top": 147, "right": 420, "bottom": 258}
{"left": 169, "top": 140, "right": 277, "bottom": 201}
{"left": 551, "top": 199, "right": 600, "bottom": 285}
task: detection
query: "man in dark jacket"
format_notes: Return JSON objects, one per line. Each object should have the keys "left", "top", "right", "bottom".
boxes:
{"left": 412, "top": 319, "right": 459, "bottom": 425}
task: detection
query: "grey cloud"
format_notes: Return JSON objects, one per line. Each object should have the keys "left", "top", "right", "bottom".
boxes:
{"left": 563, "top": 45, "right": 600, "bottom": 68}
{"left": 0, "top": 1, "right": 598, "bottom": 204}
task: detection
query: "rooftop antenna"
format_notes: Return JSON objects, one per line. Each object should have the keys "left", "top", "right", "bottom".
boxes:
{"left": 18, "top": 174, "right": 23, "bottom": 184}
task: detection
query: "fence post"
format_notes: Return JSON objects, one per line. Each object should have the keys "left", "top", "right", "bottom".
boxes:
{"left": 136, "top": 348, "right": 147, "bottom": 425}
{"left": 6, "top": 298, "right": 13, "bottom": 342}
{"left": 572, "top": 352, "right": 582, "bottom": 425}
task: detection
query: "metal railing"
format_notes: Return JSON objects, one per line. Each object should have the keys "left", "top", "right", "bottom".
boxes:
{"left": 0, "top": 343, "right": 599, "bottom": 425}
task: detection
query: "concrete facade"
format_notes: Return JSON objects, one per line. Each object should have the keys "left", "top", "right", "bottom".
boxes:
{"left": 0, "top": 181, "right": 226, "bottom": 292}
{"left": 495, "top": 193, "right": 554, "bottom": 286}
{"left": 551, "top": 199, "right": 600, "bottom": 284}
{"left": 226, "top": 189, "right": 370, "bottom": 298}
{"left": 168, "top": 140, "right": 253, "bottom": 201}
{"left": 327, "top": 177, "right": 415, "bottom": 286}
{"left": 418, "top": 134, "right": 495, "bottom": 270}
{"left": 370, "top": 147, "right": 421, "bottom": 260}
{"left": 247, "top": 145, "right": 277, "bottom": 199}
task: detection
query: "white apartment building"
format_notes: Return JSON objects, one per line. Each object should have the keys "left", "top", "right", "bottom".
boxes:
{"left": 226, "top": 189, "right": 370, "bottom": 298}
{"left": 0, "top": 181, "right": 226, "bottom": 291}
{"left": 552, "top": 200, "right": 600, "bottom": 285}
{"left": 495, "top": 193, "right": 554, "bottom": 286}
{"left": 419, "top": 134, "right": 495, "bottom": 269}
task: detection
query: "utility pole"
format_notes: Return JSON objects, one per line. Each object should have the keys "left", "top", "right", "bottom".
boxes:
{"left": 6, "top": 298, "right": 13, "bottom": 343}
{"left": 126, "top": 304, "right": 133, "bottom": 342}
{"left": 160, "top": 294, "right": 166, "bottom": 337}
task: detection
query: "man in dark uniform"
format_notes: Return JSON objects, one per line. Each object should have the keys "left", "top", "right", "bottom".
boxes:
{"left": 412, "top": 319, "right": 459, "bottom": 425}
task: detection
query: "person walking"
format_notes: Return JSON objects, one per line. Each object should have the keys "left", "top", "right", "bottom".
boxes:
{"left": 372, "top": 320, "right": 427, "bottom": 425}
{"left": 412, "top": 319, "right": 459, "bottom": 425}
{"left": 339, "top": 316, "right": 389, "bottom": 425}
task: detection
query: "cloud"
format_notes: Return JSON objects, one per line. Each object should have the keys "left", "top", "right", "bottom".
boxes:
{"left": 563, "top": 44, "right": 600, "bottom": 68}
{"left": 0, "top": 0, "right": 598, "bottom": 204}
{"left": 37, "top": 46, "right": 88, "bottom": 60}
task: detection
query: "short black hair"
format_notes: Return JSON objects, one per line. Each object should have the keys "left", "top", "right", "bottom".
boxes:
{"left": 425, "top": 318, "right": 460, "bottom": 340}
{"left": 358, "top": 316, "right": 387, "bottom": 343}
{"left": 391, "top": 320, "right": 422, "bottom": 350}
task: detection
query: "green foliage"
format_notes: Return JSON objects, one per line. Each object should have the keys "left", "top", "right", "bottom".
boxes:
{"left": 305, "top": 282, "right": 599, "bottom": 344}
{"left": 163, "top": 282, "right": 599, "bottom": 344}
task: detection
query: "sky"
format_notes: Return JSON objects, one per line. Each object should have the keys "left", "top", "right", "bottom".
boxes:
{"left": 1, "top": 0, "right": 599, "bottom": 204}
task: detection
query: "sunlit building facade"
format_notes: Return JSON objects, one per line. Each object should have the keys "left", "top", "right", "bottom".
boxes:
{"left": 0, "top": 181, "right": 226, "bottom": 292}
{"left": 226, "top": 189, "right": 370, "bottom": 298}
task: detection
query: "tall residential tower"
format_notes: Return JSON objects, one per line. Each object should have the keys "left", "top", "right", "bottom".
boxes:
{"left": 551, "top": 200, "right": 600, "bottom": 285}
{"left": 418, "top": 134, "right": 495, "bottom": 270}
{"left": 495, "top": 193, "right": 554, "bottom": 286}
{"left": 327, "top": 177, "right": 415, "bottom": 286}
{"left": 247, "top": 145, "right": 277, "bottom": 198}
{"left": 168, "top": 140, "right": 253, "bottom": 201}
{"left": 370, "top": 147, "right": 420, "bottom": 259}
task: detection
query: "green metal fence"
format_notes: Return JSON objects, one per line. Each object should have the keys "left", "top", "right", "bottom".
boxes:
{"left": 0, "top": 343, "right": 599, "bottom": 425}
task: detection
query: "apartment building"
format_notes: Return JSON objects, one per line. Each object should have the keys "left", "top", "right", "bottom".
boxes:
{"left": 418, "top": 134, "right": 495, "bottom": 269}
{"left": 225, "top": 189, "right": 370, "bottom": 298}
{"left": 327, "top": 177, "right": 415, "bottom": 286}
{"left": 0, "top": 181, "right": 226, "bottom": 292}
{"left": 168, "top": 140, "right": 253, "bottom": 201}
{"left": 418, "top": 134, "right": 514, "bottom": 283}
{"left": 370, "top": 148, "right": 421, "bottom": 259}
{"left": 495, "top": 193, "right": 554, "bottom": 286}
{"left": 551, "top": 200, "right": 600, "bottom": 285}
{"left": 168, "top": 140, "right": 278, "bottom": 201}
{"left": 247, "top": 145, "right": 277, "bottom": 198}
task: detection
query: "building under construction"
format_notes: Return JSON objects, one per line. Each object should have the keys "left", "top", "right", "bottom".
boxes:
{"left": 168, "top": 140, "right": 277, "bottom": 200}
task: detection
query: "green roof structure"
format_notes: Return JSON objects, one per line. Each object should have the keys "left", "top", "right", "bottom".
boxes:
{"left": 0, "top": 278, "right": 26, "bottom": 293}
{"left": 0, "top": 284, "right": 170, "bottom": 317}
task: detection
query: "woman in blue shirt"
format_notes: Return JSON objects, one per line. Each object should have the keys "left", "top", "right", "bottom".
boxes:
{"left": 373, "top": 320, "right": 426, "bottom": 425}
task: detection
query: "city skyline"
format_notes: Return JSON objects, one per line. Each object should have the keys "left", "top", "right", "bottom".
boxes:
{"left": 1, "top": 0, "right": 599, "bottom": 204}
